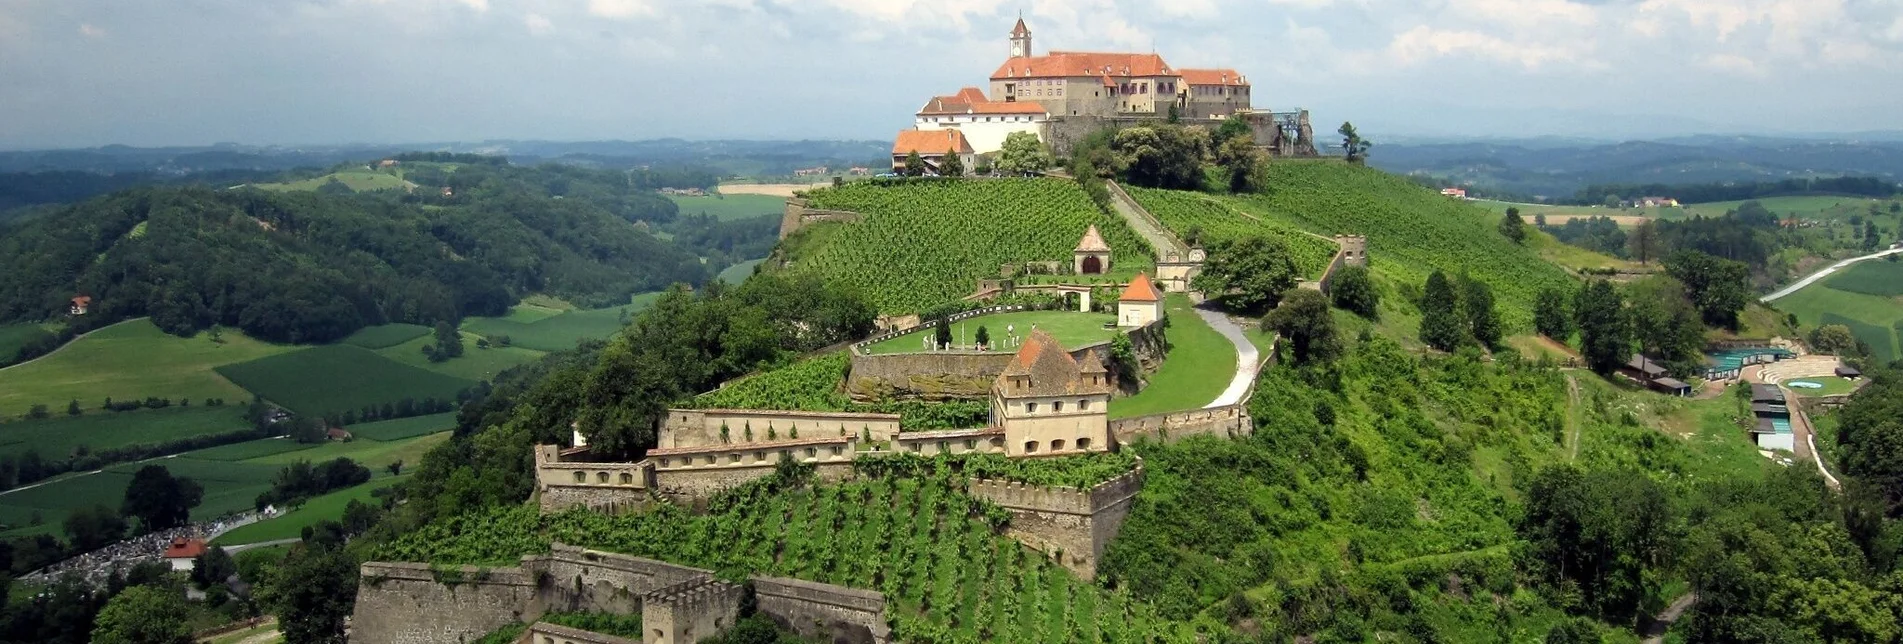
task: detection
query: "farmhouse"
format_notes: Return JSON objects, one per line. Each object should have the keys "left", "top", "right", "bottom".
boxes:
{"left": 69, "top": 295, "right": 90, "bottom": 316}
{"left": 162, "top": 538, "right": 205, "bottom": 572}
{"left": 1618, "top": 353, "right": 1689, "bottom": 396}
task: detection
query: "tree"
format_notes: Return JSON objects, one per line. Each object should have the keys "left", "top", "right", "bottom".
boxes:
{"left": 1836, "top": 375, "right": 1903, "bottom": 506}
{"left": 902, "top": 151, "right": 928, "bottom": 177}
{"left": 121, "top": 465, "right": 203, "bottom": 532}
{"left": 1329, "top": 265, "right": 1380, "bottom": 319}
{"left": 1664, "top": 250, "right": 1751, "bottom": 330}
{"left": 1216, "top": 117, "right": 1253, "bottom": 144}
{"left": 263, "top": 539, "right": 357, "bottom": 644}
{"left": 1625, "top": 277, "right": 1704, "bottom": 375}
{"left": 1521, "top": 464, "right": 1673, "bottom": 622}
{"left": 431, "top": 321, "right": 463, "bottom": 360}
{"left": 26, "top": 404, "right": 48, "bottom": 419}
{"left": 1461, "top": 276, "right": 1502, "bottom": 349}
{"left": 1338, "top": 121, "right": 1371, "bottom": 163}
{"left": 65, "top": 400, "right": 80, "bottom": 416}
{"left": 1808, "top": 324, "right": 1860, "bottom": 357}
{"left": 938, "top": 151, "right": 964, "bottom": 178}
{"left": 62, "top": 504, "right": 126, "bottom": 552}
{"left": 1191, "top": 235, "right": 1301, "bottom": 313}
{"left": 1534, "top": 287, "right": 1572, "bottom": 340}
{"left": 91, "top": 586, "right": 192, "bottom": 644}
{"left": 1544, "top": 618, "right": 1602, "bottom": 644}
{"left": 1418, "top": 271, "right": 1466, "bottom": 352}
{"left": 995, "top": 132, "right": 1049, "bottom": 175}
{"left": 974, "top": 325, "right": 990, "bottom": 349}
{"left": 972, "top": 156, "right": 993, "bottom": 176}
{"left": 1110, "top": 125, "right": 1209, "bottom": 190}
{"left": 1499, "top": 207, "right": 1527, "bottom": 244}
{"left": 1627, "top": 220, "right": 1661, "bottom": 265}
{"left": 934, "top": 318, "right": 952, "bottom": 350}
{"left": 191, "top": 547, "right": 237, "bottom": 589}
{"left": 1214, "top": 136, "right": 1263, "bottom": 193}
{"left": 1603, "top": 194, "right": 1622, "bottom": 209}
{"left": 1262, "top": 289, "right": 1341, "bottom": 365}
{"left": 387, "top": 459, "right": 404, "bottom": 477}
{"left": 1574, "top": 280, "right": 1630, "bottom": 375}
{"left": 1864, "top": 220, "right": 1883, "bottom": 251}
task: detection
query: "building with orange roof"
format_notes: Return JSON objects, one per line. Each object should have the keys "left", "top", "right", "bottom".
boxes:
{"left": 69, "top": 295, "right": 91, "bottom": 316}
{"left": 890, "top": 129, "right": 976, "bottom": 175}
{"left": 1117, "top": 274, "right": 1164, "bottom": 328}
{"left": 990, "top": 330, "right": 1113, "bottom": 457}
{"left": 913, "top": 86, "right": 1049, "bottom": 155}
{"left": 162, "top": 537, "right": 207, "bottom": 572}
{"left": 986, "top": 19, "right": 1251, "bottom": 120}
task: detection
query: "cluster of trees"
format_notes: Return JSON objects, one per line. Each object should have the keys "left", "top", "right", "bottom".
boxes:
{"left": 254, "top": 458, "right": 372, "bottom": 510}
{"left": 1418, "top": 270, "right": 1501, "bottom": 352}
{"left": 1192, "top": 235, "right": 1301, "bottom": 313}
{"left": 422, "top": 322, "right": 464, "bottom": 363}
{"left": 1577, "top": 176, "right": 1899, "bottom": 205}
{"left": 1535, "top": 250, "right": 1752, "bottom": 376}
{"left": 1068, "top": 120, "right": 1264, "bottom": 193}
{"left": 59, "top": 465, "right": 205, "bottom": 553}
{"left": 1539, "top": 215, "right": 1628, "bottom": 257}
{"left": 0, "top": 161, "right": 724, "bottom": 344}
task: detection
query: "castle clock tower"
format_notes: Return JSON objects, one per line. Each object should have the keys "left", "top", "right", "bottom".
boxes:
{"left": 1009, "top": 16, "right": 1032, "bottom": 58}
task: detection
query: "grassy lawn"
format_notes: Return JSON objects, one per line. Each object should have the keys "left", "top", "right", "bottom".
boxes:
{"left": 340, "top": 323, "right": 431, "bottom": 349}
{"left": 666, "top": 194, "right": 786, "bottom": 221}
{"left": 374, "top": 331, "right": 546, "bottom": 382}
{"left": 462, "top": 292, "right": 660, "bottom": 352}
{"left": 860, "top": 310, "right": 1118, "bottom": 354}
{"left": 1109, "top": 295, "right": 1237, "bottom": 419}
{"left": 216, "top": 345, "right": 477, "bottom": 417}
{"left": 0, "top": 405, "right": 251, "bottom": 460}
{"left": 203, "top": 620, "right": 281, "bottom": 644}
{"left": 1775, "top": 284, "right": 1901, "bottom": 362}
{"left": 252, "top": 168, "right": 406, "bottom": 192}
{"left": 719, "top": 258, "right": 766, "bottom": 285}
{"left": 242, "top": 431, "right": 449, "bottom": 472}
{"left": 0, "top": 319, "right": 293, "bottom": 418}
{"left": 1783, "top": 376, "right": 1860, "bottom": 396}
{"left": 214, "top": 477, "right": 403, "bottom": 545}
{"left": 0, "top": 323, "right": 56, "bottom": 361}
{"left": 349, "top": 412, "right": 457, "bottom": 441}
{"left": 1526, "top": 228, "right": 1641, "bottom": 273}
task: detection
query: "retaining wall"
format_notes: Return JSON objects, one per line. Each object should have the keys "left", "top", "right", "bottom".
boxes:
{"left": 352, "top": 562, "right": 542, "bottom": 644}
{"left": 778, "top": 198, "right": 862, "bottom": 240}
{"left": 846, "top": 343, "right": 1103, "bottom": 402}
{"left": 965, "top": 462, "right": 1145, "bottom": 579}
{"left": 651, "top": 460, "right": 855, "bottom": 507}
{"left": 659, "top": 409, "right": 901, "bottom": 448}
{"left": 518, "top": 622, "right": 640, "bottom": 644}
{"left": 643, "top": 578, "right": 744, "bottom": 644}
{"left": 1108, "top": 404, "right": 1252, "bottom": 445}
{"left": 752, "top": 575, "right": 891, "bottom": 644}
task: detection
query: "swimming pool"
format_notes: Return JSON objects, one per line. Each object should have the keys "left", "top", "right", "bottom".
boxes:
{"left": 1771, "top": 417, "right": 1792, "bottom": 434}
{"left": 1706, "top": 348, "right": 1795, "bottom": 371}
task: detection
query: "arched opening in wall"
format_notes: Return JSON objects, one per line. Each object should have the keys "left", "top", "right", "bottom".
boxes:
{"left": 596, "top": 472, "right": 609, "bottom": 483}
{"left": 573, "top": 472, "right": 586, "bottom": 483}
{"left": 1052, "top": 439, "right": 1067, "bottom": 451}
{"left": 1081, "top": 255, "right": 1102, "bottom": 274}
{"left": 1076, "top": 437, "right": 1091, "bottom": 450}
{"left": 1024, "top": 441, "right": 1039, "bottom": 453}
{"left": 620, "top": 473, "right": 634, "bottom": 484}
{"left": 990, "top": 437, "right": 1005, "bottom": 450}
{"left": 1062, "top": 291, "right": 1080, "bottom": 310}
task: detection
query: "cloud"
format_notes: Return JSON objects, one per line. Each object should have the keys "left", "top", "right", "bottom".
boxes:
{"left": 587, "top": 0, "right": 656, "bottom": 20}
{"left": 1699, "top": 53, "right": 1760, "bottom": 75}
{"left": 454, "top": 0, "right": 488, "bottom": 12}
{"left": 77, "top": 22, "right": 104, "bottom": 38}
{"left": 524, "top": 12, "right": 553, "bottom": 36}
{"left": 1383, "top": 26, "right": 1583, "bottom": 69}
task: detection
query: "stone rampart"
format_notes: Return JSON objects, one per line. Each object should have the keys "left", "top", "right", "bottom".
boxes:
{"left": 519, "top": 622, "right": 640, "bottom": 644}
{"left": 534, "top": 445, "right": 652, "bottom": 513}
{"left": 1109, "top": 404, "right": 1252, "bottom": 445}
{"left": 659, "top": 409, "right": 901, "bottom": 448}
{"left": 847, "top": 342, "right": 1108, "bottom": 402}
{"left": 643, "top": 578, "right": 744, "bottom": 644}
{"left": 537, "top": 545, "right": 714, "bottom": 616}
{"left": 965, "top": 462, "right": 1145, "bottom": 579}
{"left": 778, "top": 197, "right": 862, "bottom": 240}
{"left": 751, "top": 575, "right": 891, "bottom": 644}
{"left": 351, "top": 562, "right": 541, "bottom": 644}
{"left": 652, "top": 460, "right": 855, "bottom": 507}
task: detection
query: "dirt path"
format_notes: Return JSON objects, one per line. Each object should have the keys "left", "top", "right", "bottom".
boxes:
{"left": 1641, "top": 593, "right": 1697, "bottom": 644}
{"left": 1565, "top": 375, "right": 1582, "bottom": 460}
{"left": 1194, "top": 305, "right": 1260, "bottom": 408}
{"left": 0, "top": 317, "right": 141, "bottom": 375}
{"left": 1762, "top": 247, "right": 1903, "bottom": 302}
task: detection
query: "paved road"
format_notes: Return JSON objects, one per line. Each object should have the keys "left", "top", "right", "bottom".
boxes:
{"left": 1641, "top": 593, "right": 1698, "bottom": 644}
{"left": 1194, "top": 305, "right": 1260, "bottom": 408}
{"left": 1104, "top": 182, "right": 1189, "bottom": 258}
{"left": 1761, "top": 248, "right": 1903, "bottom": 302}
{"left": 221, "top": 538, "right": 300, "bottom": 555}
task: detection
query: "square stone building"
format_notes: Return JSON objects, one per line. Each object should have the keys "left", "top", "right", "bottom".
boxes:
{"left": 991, "top": 330, "right": 1113, "bottom": 456}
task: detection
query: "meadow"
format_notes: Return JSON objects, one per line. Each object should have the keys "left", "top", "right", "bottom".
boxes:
{"left": 717, "top": 258, "right": 766, "bottom": 285}
{"left": 251, "top": 167, "right": 408, "bottom": 192}
{"left": 0, "top": 406, "right": 251, "bottom": 460}
{"left": 1823, "top": 258, "right": 1903, "bottom": 297}
{"left": 214, "top": 477, "right": 404, "bottom": 545}
{"left": 348, "top": 412, "right": 458, "bottom": 441}
{"left": 0, "top": 323, "right": 54, "bottom": 361}
{"left": 215, "top": 345, "right": 477, "bottom": 417}
{"left": 1473, "top": 195, "right": 1898, "bottom": 226}
{"left": 1776, "top": 265, "right": 1903, "bottom": 362}
{"left": 374, "top": 331, "right": 546, "bottom": 382}
{"left": 1107, "top": 295, "right": 1235, "bottom": 419}
{"left": 859, "top": 310, "right": 1117, "bottom": 355}
{"left": 665, "top": 193, "right": 786, "bottom": 221}
{"left": 462, "top": 293, "right": 659, "bottom": 352}
{"left": 794, "top": 178, "right": 1154, "bottom": 313}
{"left": 0, "top": 319, "right": 292, "bottom": 418}
{"left": 341, "top": 323, "right": 432, "bottom": 349}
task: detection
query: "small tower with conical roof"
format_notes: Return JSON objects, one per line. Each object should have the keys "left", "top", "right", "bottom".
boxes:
{"left": 991, "top": 330, "right": 1113, "bottom": 457}
{"left": 1010, "top": 15, "right": 1033, "bottom": 59}
{"left": 1117, "top": 273, "right": 1163, "bottom": 327}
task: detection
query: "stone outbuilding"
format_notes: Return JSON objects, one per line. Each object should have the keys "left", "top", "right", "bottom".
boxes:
{"left": 1073, "top": 225, "right": 1111, "bottom": 275}
{"left": 1117, "top": 273, "right": 1163, "bottom": 327}
{"left": 990, "top": 330, "right": 1113, "bottom": 457}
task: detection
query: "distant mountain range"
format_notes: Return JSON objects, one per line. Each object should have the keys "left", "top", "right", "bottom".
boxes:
{"left": 1368, "top": 135, "right": 1903, "bottom": 199}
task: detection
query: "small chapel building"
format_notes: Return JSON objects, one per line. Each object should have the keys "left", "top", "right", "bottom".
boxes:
{"left": 1074, "top": 225, "right": 1111, "bottom": 274}
{"left": 991, "top": 330, "right": 1113, "bottom": 457}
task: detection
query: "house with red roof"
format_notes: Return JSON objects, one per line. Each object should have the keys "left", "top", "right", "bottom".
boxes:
{"left": 1117, "top": 274, "right": 1164, "bottom": 328}
{"left": 990, "top": 330, "right": 1114, "bottom": 457}
{"left": 162, "top": 537, "right": 206, "bottom": 572}
{"left": 913, "top": 86, "right": 1048, "bottom": 155}
{"left": 987, "top": 17, "right": 1251, "bottom": 119}
{"left": 890, "top": 129, "right": 976, "bottom": 175}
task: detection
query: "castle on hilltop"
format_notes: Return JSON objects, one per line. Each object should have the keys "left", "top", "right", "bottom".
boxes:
{"left": 894, "top": 17, "right": 1315, "bottom": 171}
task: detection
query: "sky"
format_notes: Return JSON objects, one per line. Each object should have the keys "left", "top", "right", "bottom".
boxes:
{"left": 1, "top": 0, "right": 1901, "bottom": 149}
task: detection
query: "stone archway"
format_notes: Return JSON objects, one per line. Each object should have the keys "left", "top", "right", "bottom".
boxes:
{"left": 1081, "top": 255, "right": 1103, "bottom": 275}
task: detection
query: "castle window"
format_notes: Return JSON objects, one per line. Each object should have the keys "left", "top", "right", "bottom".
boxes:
{"left": 830, "top": 446, "right": 842, "bottom": 456}
{"left": 754, "top": 451, "right": 765, "bottom": 461}
{"left": 573, "top": 472, "right": 586, "bottom": 483}
{"left": 909, "top": 442, "right": 921, "bottom": 453}
{"left": 705, "top": 455, "right": 716, "bottom": 465}
{"left": 805, "top": 447, "right": 817, "bottom": 458}
{"left": 620, "top": 472, "right": 634, "bottom": 484}
{"left": 1077, "top": 437, "right": 1092, "bottom": 450}
{"left": 936, "top": 440, "right": 948, "bottom": 453}
{"left": 1023, "top": 441, "right": 1039, "bottom": 453}
{"left": 731, "top": 453, "right": 742, "bottom": 464}
{"left": 1078, "top": 399, "right": 1090, "bottom": 411}
{"left": 1053, "top": 401, "right": 1064, "bottom": 413}
{"left": 964, "top": 439, "right": 977, "bottom": 450}
{"left": 1052, "top": 439, "right": 1067, "bottom": 451}
{"left": 1026, "top": 402, "right": 1039, "bottom": 414}
{"left": 779, "top": 450, "right": 791, "bottom": 460}
{"left": 597, "top": 471, "right": 610, "bottom": 483}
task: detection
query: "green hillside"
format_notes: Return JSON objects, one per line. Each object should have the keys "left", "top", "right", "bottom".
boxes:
{"left": 789, "top": 178, "right": 1154, "bottom": 313}
{"left": 1126, "top": 186, "right": 1338, "bottom": 279}
{"left": 0, "top": 319, "right": 291, "bottom": 418}
{"left": 1216, "top": 162, "right": 1577, "bottom": 329}
{"left": 215, "top": 345, "right": 477, "bottom": 417}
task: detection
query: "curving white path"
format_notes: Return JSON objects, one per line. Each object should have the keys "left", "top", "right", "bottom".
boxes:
{"left": 1194, "top": 305, "right": 1261, "bottom": 408}
{"left": 1761, "top": 247, "right": 1903, "bottom": 302}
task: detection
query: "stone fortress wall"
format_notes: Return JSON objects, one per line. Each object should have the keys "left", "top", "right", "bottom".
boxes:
{"left": 1108, "top": 403, "right": 1251, "bottom": 445}
{"left": 519, "top": 621, "right": 640, "bottom": 644}
{"left": 658, "top": 409, "right": 902, "bottom": 448}
{"left": 352, "top": 544, "right": 891, "bottom": 644}
{"left": 778, "top": 197, "right": 861, "bottom": 240}
{"left": 964, "top": 461, "right": 1146, "bottom": 579}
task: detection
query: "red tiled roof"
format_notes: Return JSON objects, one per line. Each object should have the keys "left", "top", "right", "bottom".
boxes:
{"left": 1119, "top": 273, "right": 1163, "bottom": 302}
{"left": 992, "top": 51, "right": 1175, "bottom": 80}
{"left": 996, "top": 330, "right": 1114, "bottom": 397}
{"left": 163, "top": 538, "right": 206, "bottom": 559}
{"left": 917, "top": 94, "right": 1047, "bottom": 116}
{"left": 892, "top": 130, "right": 973, "bottom": 156}
{"left": 71, "top": 296, "right": 91, "bottom": 306}
{"left": 1179, "top": 68, "right": 1248, "bottom": 86}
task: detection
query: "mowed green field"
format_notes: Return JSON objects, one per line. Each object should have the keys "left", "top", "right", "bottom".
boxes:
{"left": 252, "top": 168, "right": 407, "bottom": 192}
{"left": 374, "top": 331, "right": 546, "bottom": 382}
{"left": 718, "top": 258, "right": 766, "bottom": 285}
{"left": 349, "top": 412, "right": 457, "bottom": 441}
{"left": 0, "top": 319, "right": 293, "bottom": 418}
{"left": 1474, "top": 195, "right": 1897, "bottom": 225}
{"left": 215, "top": 345, "right": 477, "bottom": 417}
{"left": 0, "top": 323, "right": 55, "bottom": 361}
{"left": 1777, "top": 267, "right": 1903, "bottom": 362}
{"left": 462, "top": 293, "right": 659, "bottom": 352}
{"left": 214, "top": 477, "right": 404, "bottom": 545}
{"left": 341, "top": 324, "right": 432, "bottom": 349}
{"left": 666, "top": 194, "right": 786, "bottom": 221}
{"left": 1824, "top": 259, "right": 1903, "bottom": 297}
{"left": 0, "top": 406, "right": 251, "bottom": 460}
{"left": 1109, "top": 294, "right": 1237, "bottom": 419}
{"left": 860, "top": 310, "right": 1118, "bottom": 355}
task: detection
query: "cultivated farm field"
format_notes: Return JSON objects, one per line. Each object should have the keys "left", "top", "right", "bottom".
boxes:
{"left": 348, "top": 412, "right": 457, "bottom": 441}
{"left": 462, "top": 293, "right": 659, "bottom": 352}
{"left": 0, "top": 319, "right": 292, "bottom": 418}
{"left": 341, "top": 323, "right": 432, "bottom": 349}
{"left": 374, "top": 331, "right": 546, "bottom": 382}
{"left": 0, "top": 406, "right": 251, "bottom": 460}
{"left": 215, "top": 345, "right": 477, "bottom": 417}
{"left": 1776, "top": 263, "right": 1903, "bottom": 362}
{"left": 251, "top": 167, "right": 407, "bottom": 192}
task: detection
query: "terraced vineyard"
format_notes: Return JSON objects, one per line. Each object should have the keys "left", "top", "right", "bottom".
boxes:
{"left": 381, "top": 474, "right": 1186, "bottom": 643}
{"left": 794, "top": 179, "right": 1153, "bottom": 313}
{"left": 1217, "top": 162, "right": 1576, "bottom": 329}
{"left": 694, "top": 353, "right": 988, "bottom": 430}
{"left": 1126, "top": 187, "right": 1338, "bottom": 279}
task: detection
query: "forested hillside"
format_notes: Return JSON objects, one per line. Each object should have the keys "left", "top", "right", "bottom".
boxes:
{"left": 0, "top": 163, "right": 734, "bottom": 344}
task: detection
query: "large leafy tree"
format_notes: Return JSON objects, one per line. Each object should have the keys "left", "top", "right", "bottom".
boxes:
{"left": 1418, "top": 270, "right": 1465, "bottom": 352}
{"left": 1262, "top": 289, "right": 1341, "bottom": 365}
{"left": 994, "top": 132, "right": 1049, "bottom": 175}
{"left": 1498, "top": 207, "right": 1527, "bottom": 244}
{"left": 90, "top": 586, "right": 191, "bottom": 644}
{"left": 1835, "top": 371, "right": 1903, "bottom": 507}
{"left": 902, "top": 151, "right": 927, "bottom": 177}
{"left": 1191, "top": 235, "right": 1300, "bottom": 313}
{"left": 1520, "top": 464, "right": 1673, "bottom": 622}
{"left": 61, "top": 504, "right": 125, "bottom": 552}
{"left": 1625, "top": 277, "right": 1705, "bottom": 376}
{"left": 1214, "top": 136, "right": 1262, "bottom": 194}
{"left": 1574, "top": 279, "right": 1630, "bottom": 375}
{"left": 1533, "top": 287, "right": 1572, "bottom": 340}
{"left": 938, "top": 151, "right": 964, "bottom": 178}
{"left": 1664, "top": 250, "right": 1751, "bottom": 330}
{"left": 1460, "top": 275, "right": 1502, "bottom": 349}
{"left": 1627, "top": 220, "right": 1662, "bottom": 265}
{"left": 120, "top": 465, "right": 203, "bottom": 532}
{"left": 1328, "top": 265, "right": 1379, "bottom": 320}
{"left": 264, "top": 535, "right": 357, "bottom": 644}
{"left": 1110, "top": 125, "right": 1209, "bottom": 190}
{"left": 1338, "top": 121, "right": 1371, "bottom": 163}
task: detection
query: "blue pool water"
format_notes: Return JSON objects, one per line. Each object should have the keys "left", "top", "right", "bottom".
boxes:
{"left": 1707, "top": 348, "right": 1795, "bottom": 371}
{"left": 1771, "top": 417, "right": 1793, "bottom": 434}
